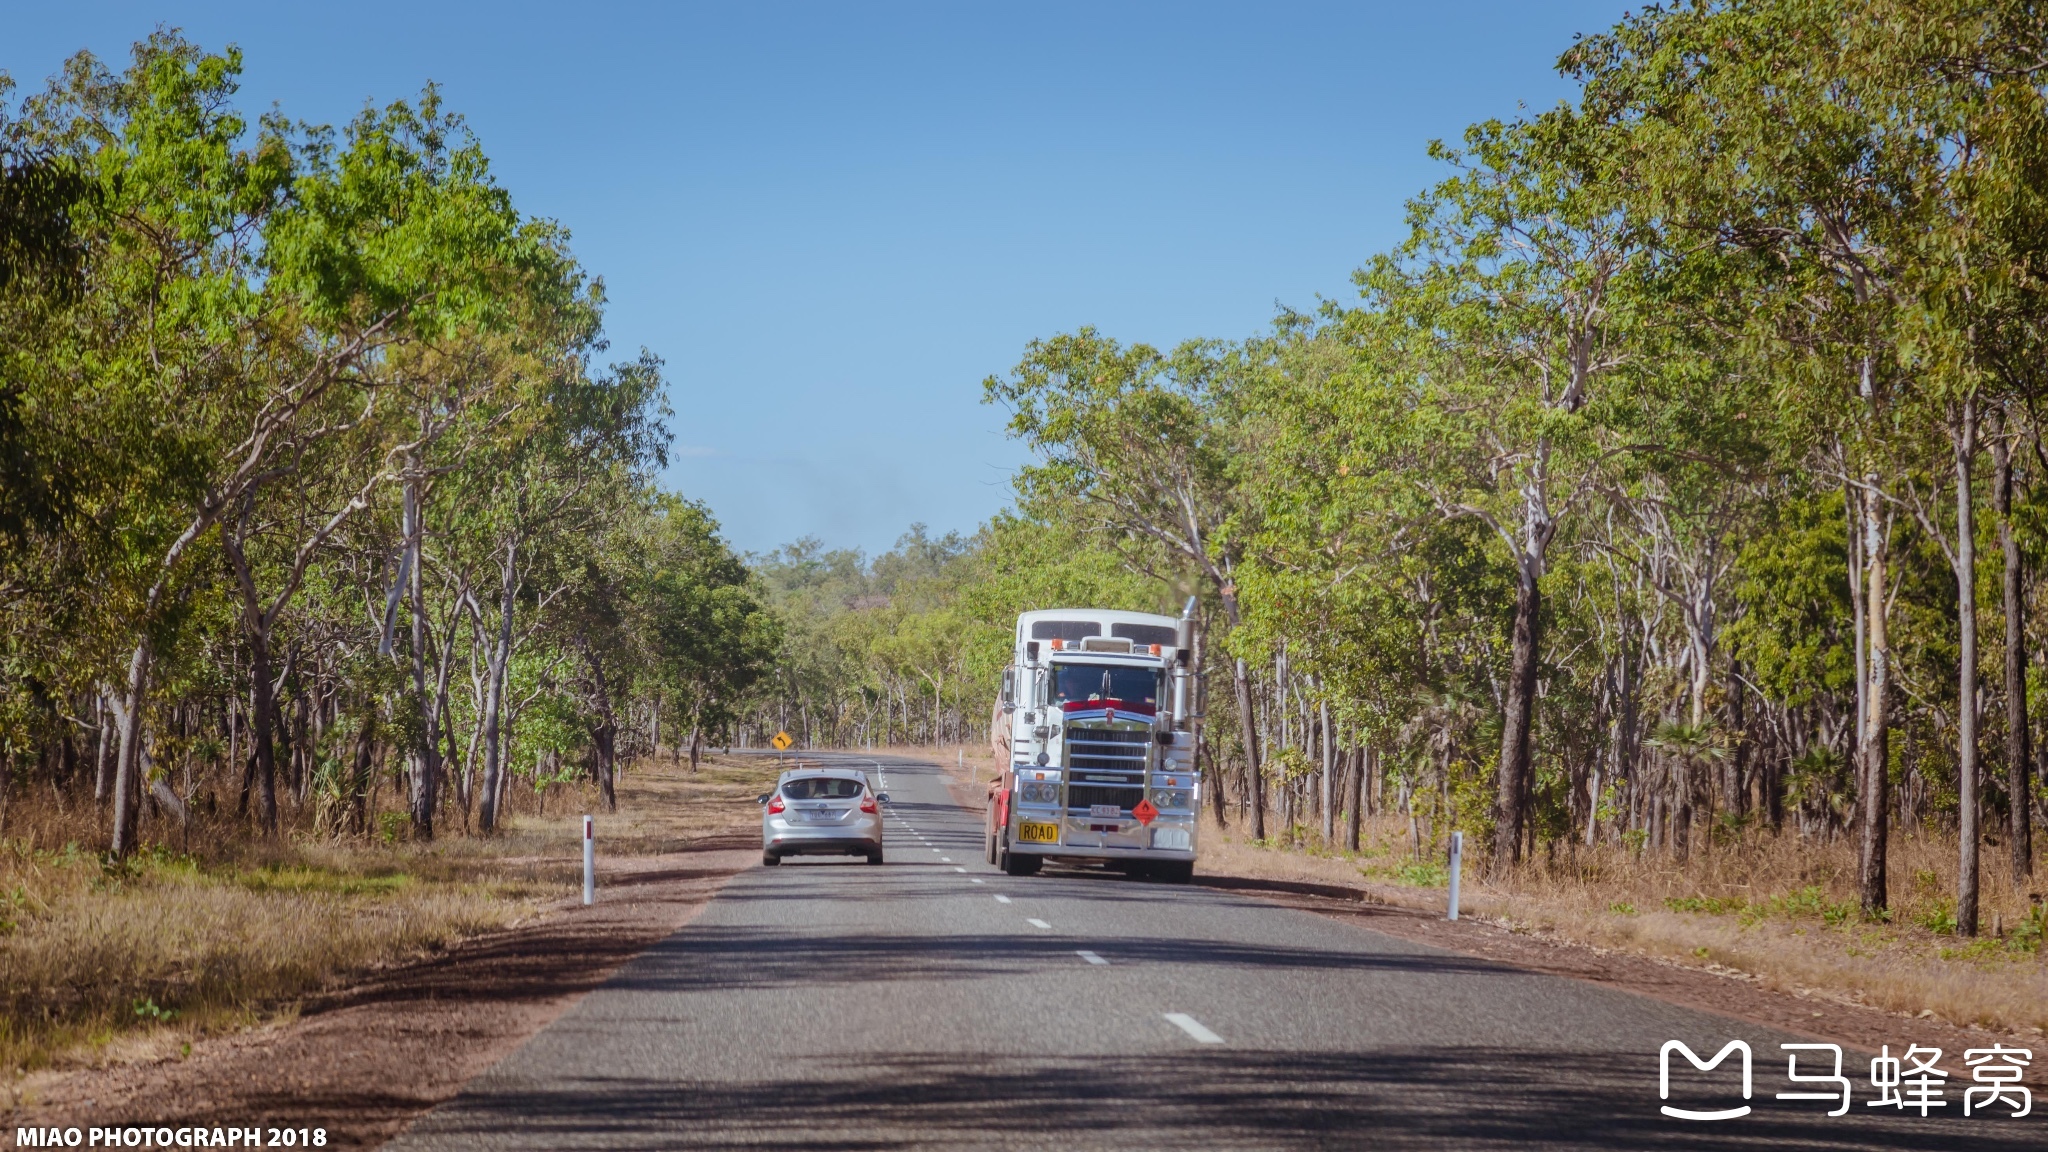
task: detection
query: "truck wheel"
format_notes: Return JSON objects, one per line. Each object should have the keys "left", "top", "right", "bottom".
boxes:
{"left": 1157, "top": 861, "right": 1194, "bottom": 884}
{"left": 985, "top": 829, "right": 998, "bottom": 865}
{"left": 1004, "top": 851, "right": 1042, "bottom": 877}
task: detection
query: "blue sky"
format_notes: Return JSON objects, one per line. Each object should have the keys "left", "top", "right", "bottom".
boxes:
{"left": 7, "top": 1, "right": 1629, "bottom": 556}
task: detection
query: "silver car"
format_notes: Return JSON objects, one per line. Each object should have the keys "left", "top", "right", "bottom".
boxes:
{"left": 759, "top": 768, "right": 887, "bottom": 865}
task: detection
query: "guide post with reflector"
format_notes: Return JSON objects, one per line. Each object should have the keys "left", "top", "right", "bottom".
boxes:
{"left": 582, "top": 815, "right": 595, "bottom": 905}
{"left": 1447, "top": 831, "right": 1462, "bottom": 921}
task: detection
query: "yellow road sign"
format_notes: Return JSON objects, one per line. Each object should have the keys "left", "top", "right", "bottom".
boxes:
{"left": 771, "top": 731, "right": 794, "bottom": 751}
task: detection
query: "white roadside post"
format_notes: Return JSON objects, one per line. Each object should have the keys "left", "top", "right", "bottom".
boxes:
{"left": 1447, "top": 831, "right": 1463, "bottom": 921}
{"left": 582, "top": 815, "right": 595, "bottom": 906}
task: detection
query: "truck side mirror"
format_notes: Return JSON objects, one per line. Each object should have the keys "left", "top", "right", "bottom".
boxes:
{"left": 1025, "top": 640, "right": 1040, "bottom": 664}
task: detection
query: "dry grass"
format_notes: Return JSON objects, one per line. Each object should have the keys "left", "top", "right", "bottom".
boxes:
{"left": 1205, "top": 813, "right": 2048, "bottom": 1037}
{"left": 0, "top": 751, "right": 782, "bottom": 1077}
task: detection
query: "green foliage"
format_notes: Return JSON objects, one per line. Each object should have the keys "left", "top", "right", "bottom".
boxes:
{"left": 0, "top": 32, "right": 757, "bottom": 848}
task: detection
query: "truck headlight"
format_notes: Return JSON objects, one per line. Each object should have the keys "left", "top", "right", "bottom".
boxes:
{"left": 1153, "top": 790, "right": 1190, "bottom": 810}
{"left": 1021, "top": 781, "right": 1059, "bottom": 805}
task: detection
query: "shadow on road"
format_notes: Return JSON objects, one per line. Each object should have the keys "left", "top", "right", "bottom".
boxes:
{"left": 403, "top": 1048, "right": 2019, "bottom": 1151}
{"left": 602, "top": 924, "right": 1560, "bottom": 996}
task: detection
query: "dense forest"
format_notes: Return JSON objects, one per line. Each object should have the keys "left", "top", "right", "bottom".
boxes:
{"left": 749, "top": 0, "right": 2048, "bottom": 938}
{"left": 8, "top": 1, "right": 2048, "bottom": 948}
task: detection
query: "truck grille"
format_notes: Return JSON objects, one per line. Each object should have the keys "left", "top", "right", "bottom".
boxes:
{"left": 1067, "top": 783, "right": 1142, "bottom": 811}
{"left": 1066, "top": 724, "right": 1147, "bottom": 813}
{"left": 1073, "top": 728, "right": 1150, "bottom": 745}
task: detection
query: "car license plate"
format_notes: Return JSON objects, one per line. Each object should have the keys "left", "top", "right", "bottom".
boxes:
{"left": 1089, "top": 804, "right": 1122, "bottom": 819}
{"left": 802, "top": 810, "right": 837, "bottom": 823}
{"left": 1018, "top": 821, "right": 1059, "bottom": 843}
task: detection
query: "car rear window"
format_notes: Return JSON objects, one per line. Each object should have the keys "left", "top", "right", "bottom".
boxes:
{"left": 781, "top": 777, "right": 865, "bottom": 800}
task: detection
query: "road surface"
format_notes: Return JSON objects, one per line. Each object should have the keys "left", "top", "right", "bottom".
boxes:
{"left": 387, "top": 753, "right": 2039, "bottom": 1150}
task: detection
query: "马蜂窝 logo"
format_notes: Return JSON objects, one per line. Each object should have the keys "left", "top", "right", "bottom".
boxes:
{"left": 1660, "top": 1040, "right": 1753, "bottom": 1120}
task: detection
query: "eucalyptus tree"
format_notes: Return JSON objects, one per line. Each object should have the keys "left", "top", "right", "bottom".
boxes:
{"left": 1350, "top": 104, "right": 1652, "bottom": 871}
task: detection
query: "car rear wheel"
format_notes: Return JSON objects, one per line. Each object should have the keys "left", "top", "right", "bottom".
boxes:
{"left": 866, "top": 849, "right": 884, "bottom": 865}
{"left": 762, "top": 851, "right": 781, "bottom": 866}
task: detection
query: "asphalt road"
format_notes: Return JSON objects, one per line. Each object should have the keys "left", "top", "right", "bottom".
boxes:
{"left": 387, "top": 753, "right": 2041, "bottom": 1150}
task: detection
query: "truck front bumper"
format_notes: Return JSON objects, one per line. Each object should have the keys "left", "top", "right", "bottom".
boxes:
{"left": 1009, "top": 814, "right": 1196, "bottom": 860}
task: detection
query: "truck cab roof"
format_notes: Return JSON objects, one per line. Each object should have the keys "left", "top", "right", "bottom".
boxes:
{"left": 1015, "top": 608, "right": 1180, "bottom": 657}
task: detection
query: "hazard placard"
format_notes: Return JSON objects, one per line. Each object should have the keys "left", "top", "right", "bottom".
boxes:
{"left": 771, "top": 731, "right": 793, "bottom": 751}
{"left": 1133, "top": 798, "right": 1158, "bottom": 825}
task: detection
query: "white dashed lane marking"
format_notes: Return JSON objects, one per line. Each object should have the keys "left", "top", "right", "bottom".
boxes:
{"left": 994, "top": 895, "right": 1011, "bottom": 904}
{"left": 1026, "top": 918, "right": 1051, "bottom": 930}
{"left": 1165, "top": 1014, "right": 1224, "bottom": 1044}
{"left": 1076, "top": 950, "right": 1107, "bottom": 965}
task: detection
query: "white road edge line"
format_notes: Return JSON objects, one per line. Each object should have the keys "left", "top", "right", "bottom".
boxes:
{"left": 1027, "top": 918, "right": 1051, "bottom": 929}
{"left": 1164, "top": 1013, "right": 1224, "bottom": 1044}
{"left": 1076, "top": 950, "right": 1107, "bottom": 965}
{"left": 994, "top": 895, "right": 1011, "bottom": 904}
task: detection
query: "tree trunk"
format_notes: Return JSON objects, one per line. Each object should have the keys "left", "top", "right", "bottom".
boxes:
{"left": 248, "top": 634, "right": 283, "bottom": 835}
{"left": 479, "top": 539, "right": 518, "bottom": 834}
{"left": 1995, "top": 436, "right": 2033, "bottom": 884}
{"left": 407, "top": 493, "right": 439, "bottom": 841}
{"left": 1319, "top": 700, "right": 1336, "bottom": 843}
{"left": 1494, "top": 555, "right": 1541, "bottom": 873}
{"left": 592, "top": 722, "right": 618, "bottom": 811}
{"left": 106, "top": 640, "right": 154, "bottom": 858}
{"left": 1858, "top": 480, "right": 1891, "bottom": 916}
{"left": 1346, "top": 745, "right": 1364, "bottom": 851}
{"left": 93, "top": 698, "right": 113, "bottom": 805}
{"left": 1234, "top": 657, "right": 1264, "bottom": 839}
{"left": 349, "top": 704, "right": 376, "bottom": 836}
{"left": 1954, "top": 401, "right": 1981, "bottom": 936}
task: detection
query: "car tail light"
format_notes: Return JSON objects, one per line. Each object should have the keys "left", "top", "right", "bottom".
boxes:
{"left": 767, "top": 794, "right": 786, "bottom": 814}
{"left": 860, "top": 795, "right": 878, "bottom": 814}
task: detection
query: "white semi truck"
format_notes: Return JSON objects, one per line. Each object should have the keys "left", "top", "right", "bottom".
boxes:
{"left": 984, "top": 600, "right": 1201, "bottom": 881}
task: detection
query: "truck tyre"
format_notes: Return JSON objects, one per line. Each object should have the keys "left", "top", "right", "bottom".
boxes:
{"left": 1004, "top": 850, "right": 1042, "bottom": 877}
{"left": 985, "top": 829, "right": 998, "bottom": 865}
{"left": 1158, "top": 861, "right": 1194, "bottom": 884}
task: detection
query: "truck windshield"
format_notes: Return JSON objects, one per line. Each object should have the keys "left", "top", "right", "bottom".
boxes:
{"left": 1052, "top": 664, "right": 1159, "bottom": 708}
